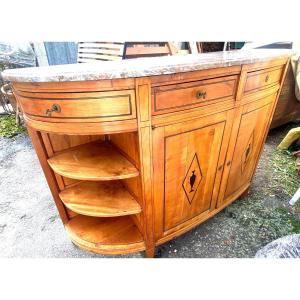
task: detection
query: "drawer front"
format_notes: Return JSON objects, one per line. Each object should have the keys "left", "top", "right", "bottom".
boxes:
{"left": 152, "top": 75, "right": 238, "bottom": 115}
{"left": 15, "top": 90, "right": 136, "bottom": 123}
{"left": 244, "top": 66, "right": 284, "bottom": 94}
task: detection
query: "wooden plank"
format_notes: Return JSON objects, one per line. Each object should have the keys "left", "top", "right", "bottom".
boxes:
{"left": 135, "top": 78, "right": 155, "bottom": 257}
{"left": 65, "top": 215, "right": 145, "bottom": 255}
{"left": 59, "top": 181, "right": 141, "bottom": 217}
{"left": 78, "top": 42, "right": 124, "bottom": 49}
{"left": 48, "top": 141, "right": 139, "bottom": 181}
{"left": 78, "top": 53, "right": 122, "bottom": 61}
{"left": 78, "top": 48, "right": 123, "bottom": 55}
{"left": 13, "top": 78, "right": 135, "bottom": 92}
{"left": 125, "top": 46, "right": 170, "bottom": 56}
{"left": 24, "top": 116, "right": 138, "bottom": 135}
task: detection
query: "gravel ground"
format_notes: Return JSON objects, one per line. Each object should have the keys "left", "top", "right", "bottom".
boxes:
{"left": 0, "top": 124, "right": 299, "bottom": 258}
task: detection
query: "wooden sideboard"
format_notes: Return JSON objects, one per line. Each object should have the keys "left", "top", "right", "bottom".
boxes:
{"left": 3, "top": 51, "right": 290, "bottom": 257}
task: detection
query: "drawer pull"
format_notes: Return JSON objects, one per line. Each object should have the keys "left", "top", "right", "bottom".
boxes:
{"left": 45, "top": 104, "right": 61, "bottom": 116}
{"left": 265, "top": 75, "right": 269, "bottom": 82}
{"left": 196, "top": 90, "right": 207, "bottom": 99}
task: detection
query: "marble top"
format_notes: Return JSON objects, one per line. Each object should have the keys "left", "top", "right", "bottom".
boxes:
{"left": 1, "top": 49, "right": 292, "bottom": 83}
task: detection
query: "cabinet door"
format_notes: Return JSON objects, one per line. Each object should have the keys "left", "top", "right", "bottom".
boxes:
{"left": 218, "top": 92, "right": 277, "bottom": 207}
{"left": 153, "top": 110, "right": 234, "bottom": 238}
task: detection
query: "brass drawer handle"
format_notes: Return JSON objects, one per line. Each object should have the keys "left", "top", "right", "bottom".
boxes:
{"left": 45, "top": 104, "right": 61, "bottom": 116}
{"left": 196, "top": 90, "right": 207, "bottom": 99}
{"left": 265, "top": 75, "right": 269, "bottom": 82}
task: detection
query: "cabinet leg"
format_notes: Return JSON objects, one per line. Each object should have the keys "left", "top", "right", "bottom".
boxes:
{"left": 145, "top": 247, "right": 155, "bottom": 258}
{"left": 240, "top": 187, "right": 250, "bottom": 199}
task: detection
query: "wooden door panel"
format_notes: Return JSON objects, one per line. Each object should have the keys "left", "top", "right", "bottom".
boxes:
{"left": 153, "top": 109, "right": 234, "bottom": 239}
{"left": 164, "top": 121, "right": 225, "bottom": 230}
{"left": 223, "top": 99, "right": 274, "bottom": 200}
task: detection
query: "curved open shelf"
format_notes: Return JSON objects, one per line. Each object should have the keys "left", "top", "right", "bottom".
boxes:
{"left": 65, "top": 215, "right": 145, "bottom": 255}
{"left": 48, "top": 141, "right": 139, "bottom": 181}
{"left": 59, "top": 181, "right": 141, "bottom": 217}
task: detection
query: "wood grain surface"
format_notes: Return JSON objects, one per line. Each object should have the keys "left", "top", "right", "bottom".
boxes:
{"left": 59, "top": 181, "right": 141, "bottom": 217}
{"left": 65, "top": 215, "right": 145, "bottom": 254}
{"left": 48, "top": 141, "right": 139, "bottom": 181}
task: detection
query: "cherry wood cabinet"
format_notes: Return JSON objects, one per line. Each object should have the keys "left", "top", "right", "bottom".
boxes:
{"left": 152, "top": 109, "right": 234, "bottom": 239}
{"left": 5, "top": 53, "right": 290, "bottom": 257}
{"left": 217, "top": 91, "right": 277, "bottom": 208}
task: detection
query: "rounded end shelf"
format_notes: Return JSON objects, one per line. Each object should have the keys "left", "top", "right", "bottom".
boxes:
{"left": 65, "top": 215, "right": 145, "bottom": 255}
{"left": 59, "top": 181, "right": 141, "bottom": 217}
{"left": 47, "top": 141, "right": 139, "bottom": 181}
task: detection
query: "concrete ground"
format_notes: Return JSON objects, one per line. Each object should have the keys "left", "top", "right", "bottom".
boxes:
{"left": 0, "top": 124, "right": 299, "bottom": 258}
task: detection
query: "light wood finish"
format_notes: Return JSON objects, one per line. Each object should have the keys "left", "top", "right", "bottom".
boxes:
{"left": 244, "top": 65, "right": 284, "bottom": 95}
{"left": 152, "top": 75, "right": 237, "bottom": 115}
{"left": 13, "top": 80, "right": 138, "bottom": 135}
{"left": 15, "top": 89, "right": 136, "bottom": 123}
{"left": 150, "top": 65, "right": 241, "bottom": 87}
{"left": 46, "top": 133, "right": 103, "bottom": 154}
{"left": 77, "top": 42, "right": 125, "bottom": 63}
{"left": 11, "top": 55, "right": 290, "bottom": 257}
{"left": 65, "top": 215, "right": 145, "bottom": 254}
{"left": 26, "top": 126, "right": 69, "bottom": 224}
{"left": 222, "top": 93, "right": 275, "bottom": 205}
{"left": 59, "top": 181, "right": 141, "bottom": 217}
{"left": 48, "top": 141, "right": 139, "bottom": 181}
{"left": 109, "top": 132, "right": 140, "bottom": 167}
{"left": 24, "top": 115, "right": 138, "bottom": 135}
{"left": 13, "top": 78, "right": 135, "bottom": 92}
{"left": 124, "top": 42, "right": 176, "bottom": 59}
{"left": 134, "top": 78, "right": 156, "bottom": 257}
{"left": 41, "top": 133, "right": 104, "bottom": 192}
{"left": 152, "top": 109, "right": 235, "bottom": 237}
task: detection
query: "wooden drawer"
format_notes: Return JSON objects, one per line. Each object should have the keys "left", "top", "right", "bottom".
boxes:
{"left": 15, "top": 90, "right": 136, "bottom": 123}
{"left": 244, "top": 66, "right": 284, "bottom": 94}
{"left": 152, "top": 75, "right": 238, "bottom": 115}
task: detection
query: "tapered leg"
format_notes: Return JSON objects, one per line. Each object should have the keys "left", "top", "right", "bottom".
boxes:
{"left": 145, "top": 247, "right": 155, "bottom": 258}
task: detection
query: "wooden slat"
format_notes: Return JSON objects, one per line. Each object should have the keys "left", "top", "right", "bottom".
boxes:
{"left": 78, "top": 48, "right": 123, "bottom": 55}
{"left": 78, "top": 42, "right": 124, "bottom": 49}
{"left": 77, "top": 58, "right": 101, "bottom": 63}
{"left": 78, "top": 53, "right": 122, "bottom": 61}
{"left": 77, "top": 42, "right": 125, "bottom": 62}
{"left": 59, "top": 181, "right": 141, "bottom": 217}
{"left": 48, "top": 141, "right": 139, "bottom": 181}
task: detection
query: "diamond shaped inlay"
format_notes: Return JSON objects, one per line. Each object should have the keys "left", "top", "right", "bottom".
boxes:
{"left": 241, "top": 131, "right": 254, "bottom": 174}
{"left": 182, "top": 153, "right": 202, "bottom": 204}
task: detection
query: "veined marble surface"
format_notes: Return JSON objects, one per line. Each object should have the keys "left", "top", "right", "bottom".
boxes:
{"left": 1, "top": 49, "right": 292, "bottom": 83}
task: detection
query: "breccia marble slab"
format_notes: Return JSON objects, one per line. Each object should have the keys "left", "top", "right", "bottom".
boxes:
{"left": 1, "top": 49, "right": 292, "bottom": 83}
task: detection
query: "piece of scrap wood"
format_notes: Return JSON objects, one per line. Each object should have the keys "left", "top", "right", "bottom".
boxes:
{"left": 278, "top": 127, "right": 300, "bottom": 150}
{"left": 289, "top": 187, "right": 300, "bottom": 205}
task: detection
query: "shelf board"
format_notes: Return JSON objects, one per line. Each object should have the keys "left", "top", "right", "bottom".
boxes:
{"left": 59, "top": 181, "right": 141, "bottom": 217}
{"left": 48, "top": 141, "right": 139, "bottom": 181}
{"left": 65, "top": 215, "right": 145, "bottom": 255}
